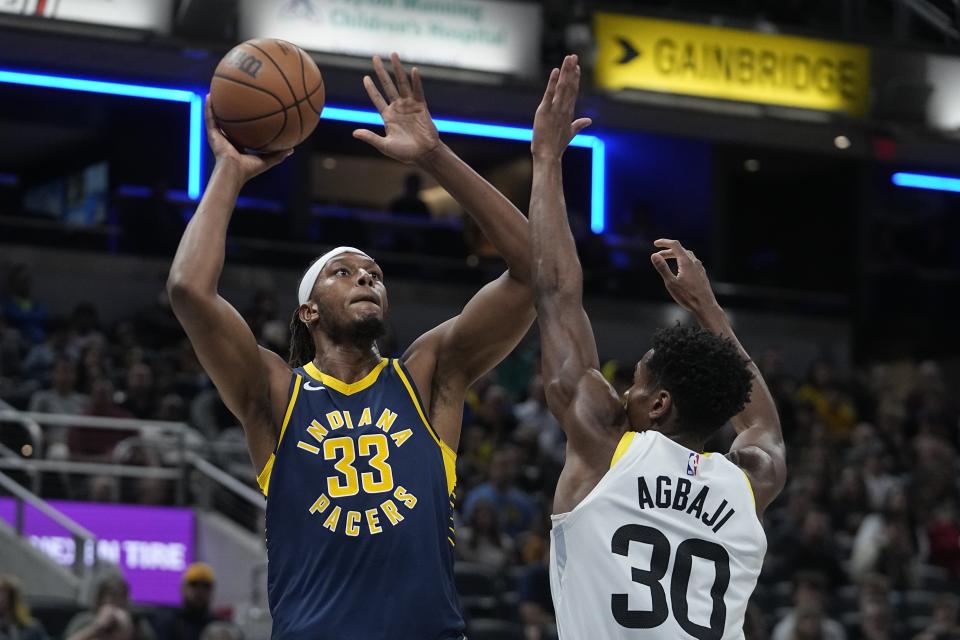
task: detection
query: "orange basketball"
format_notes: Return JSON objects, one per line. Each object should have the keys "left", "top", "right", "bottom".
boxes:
{"left": 209, "top": 38, "right": 324, "bottom": 153}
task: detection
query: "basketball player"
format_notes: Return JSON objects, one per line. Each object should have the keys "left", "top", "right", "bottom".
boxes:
{"left": 168, "top": 54, "right": 534, "bottom": 639}
{"left": 529, "top": 55, "right": 787, "bottom": 639}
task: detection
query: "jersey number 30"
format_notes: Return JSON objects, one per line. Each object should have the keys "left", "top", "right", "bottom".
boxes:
{"left": 611, "top": 524, "right": 730, "bottom": 640}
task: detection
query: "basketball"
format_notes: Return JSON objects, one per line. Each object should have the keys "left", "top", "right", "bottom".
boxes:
{"left": 209, "top": 38, "right": 324, "bottom": 153}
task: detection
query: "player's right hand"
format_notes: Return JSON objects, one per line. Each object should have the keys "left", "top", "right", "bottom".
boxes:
{"left": 531, "top": 54, "right": 592, "bottom": 161}
{"left": 205, "top": 95, "right": 293, "bottom": 182}
{"left": 650, "top": 238, "right": 721, "bottom": 314}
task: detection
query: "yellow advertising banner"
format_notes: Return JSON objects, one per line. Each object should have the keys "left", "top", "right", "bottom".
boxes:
{"left": 594, "top": 13, "right": 870, "bottom": 116}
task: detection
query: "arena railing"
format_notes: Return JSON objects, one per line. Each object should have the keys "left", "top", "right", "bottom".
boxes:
{"left": 0, "top": 410, "right": 265, "bottom": 518}
{"left": 0, "top": 468, "right": 100, "bottom": 579}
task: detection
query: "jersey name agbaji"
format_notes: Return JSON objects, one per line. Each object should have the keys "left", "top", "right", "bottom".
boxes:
{"left": 259, "top": 358, "right": 464, "bottom": 640}
{"left": 550, "top": 430, "right": 766, "bottom": 640}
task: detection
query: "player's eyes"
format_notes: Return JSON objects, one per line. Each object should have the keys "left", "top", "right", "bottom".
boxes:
{"left": 371, "top": 272, "right": 382, "bottom": 281}
{"left": 335, "top": 268, "right": 349, "bottom": 276}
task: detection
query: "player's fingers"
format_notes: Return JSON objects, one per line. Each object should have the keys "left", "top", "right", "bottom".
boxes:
{"left": 540, "top": 68, "right": 559, "bottom": 107}
{"left": 556, "top": 55, "right": 578, "bottom": 106}
{"left": 390, "top": 52, "right": 412, "bottom": 98}
{"left": 411, "top": 67, "right": 426, "bottom": 102}
{"left": 372, "top": 55, "right": 399, "bottom": 101}
{"left": 362, "top": 76, "right": 388, "bottom": 114}
{"left": 571, "top": 117, "right": 592, "bottom": 137}
{"left": 352, "top": 129, "right": 388, "bottom": 153}
{"left": 651, "top": 253, "right": 676, "bottom": 281}
{"left": 654, "top": 239, "right": 693, "bottom": 266}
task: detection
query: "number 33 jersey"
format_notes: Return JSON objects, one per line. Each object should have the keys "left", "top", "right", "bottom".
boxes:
{"left": 550, "top": 430, "right": 766, "bottom": 640}
{"left": 257, "top": 358, "right": 464, "bottom": 640}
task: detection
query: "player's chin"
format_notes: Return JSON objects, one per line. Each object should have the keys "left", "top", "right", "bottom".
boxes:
{"left": 350, "top": 314, "right": 387, "bottom": 341}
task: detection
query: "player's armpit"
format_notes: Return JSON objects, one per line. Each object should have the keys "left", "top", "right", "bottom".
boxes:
{"left": 727, "top": 435, "right": 786, "bottom": 515}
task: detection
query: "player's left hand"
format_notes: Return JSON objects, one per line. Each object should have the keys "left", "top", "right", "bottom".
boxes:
{"left": 353, "top": 53, "right": 441, "bottom": 164}
{"left": 531, "top": 54, "right": 592, "bottom": 161}
{"left": 650, "top": 239, "right": 720, "bottom": 314}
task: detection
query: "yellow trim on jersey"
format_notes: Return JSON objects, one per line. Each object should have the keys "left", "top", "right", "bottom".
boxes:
{"left": 257, "top": 455, "right": 275, "bottom": 496}
{"left": 741, "top": 469, "right": 757, "bottom": 508}
{"left": 701, "top": 451, "right": 713, "bottom": 458}
{"left": 392, "top": 359, "right": 457, "bottom": 496}
{"left": 303, "top": 358, "right": 389, "bottom": 395}
{"left": 257, "top": 373, "right": 303, "bottom": 496}
{"left": 610, "top": 431, "right": 637, "bottom": 469}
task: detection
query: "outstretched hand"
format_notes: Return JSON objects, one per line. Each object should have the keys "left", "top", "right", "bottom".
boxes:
{"left": 353, "top": 53, "right": 441, "bottom": 164}
{"left": 531, "top": 54, "right": 592, "bottom": 161}
{"left": 650, "top": 239, "right": 720, "bottom": 314}
{"left": 205, "top": 96, "right": 292, "bottom": 183}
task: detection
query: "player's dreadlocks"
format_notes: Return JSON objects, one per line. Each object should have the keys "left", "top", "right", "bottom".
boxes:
{"left": 288, "top": 308, "right": 315, "bottom": 368}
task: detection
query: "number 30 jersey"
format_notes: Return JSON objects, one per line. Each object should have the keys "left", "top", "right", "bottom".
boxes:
{"left": 257, "top": 358, "right": 464, "bottom": 640}
{"left": 550, "top": 430, "right": 766, "bottom": 640}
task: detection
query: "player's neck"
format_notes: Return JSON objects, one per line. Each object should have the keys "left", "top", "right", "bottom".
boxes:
{"left": 312, "top": 342, "right": 382, "bottom": 383}
{"left": 653, "top": 426, "right": 705, "bottom": 453}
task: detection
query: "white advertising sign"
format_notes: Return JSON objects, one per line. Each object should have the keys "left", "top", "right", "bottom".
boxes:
{"left": 926, "top": 54, "right": 960, "bottom": 131}
{"left": 0, "top": 0, "right": 173, "bottom": 33}
{"left": 239, "top": 0, "right": 542, "bottom": 76}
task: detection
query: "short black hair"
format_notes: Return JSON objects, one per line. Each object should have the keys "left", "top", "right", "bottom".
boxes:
{"left": 646, "top": 324, "right": 753, "bottom": 438}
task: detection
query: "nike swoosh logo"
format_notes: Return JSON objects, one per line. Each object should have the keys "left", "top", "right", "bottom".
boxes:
{"left": 302, "top": 381, "right": 326, "bottom": 392}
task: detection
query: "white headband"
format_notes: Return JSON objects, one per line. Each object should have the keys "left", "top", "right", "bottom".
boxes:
{"left": 297, "top": 247, "right": 374, "bottom": 305}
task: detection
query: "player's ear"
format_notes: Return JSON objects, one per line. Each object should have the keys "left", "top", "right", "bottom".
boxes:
{"left": 649, "top": 389, "right": 672, "bottom": 422}
{"left": 298, "top": 302, "right": 318, "bottom": 324}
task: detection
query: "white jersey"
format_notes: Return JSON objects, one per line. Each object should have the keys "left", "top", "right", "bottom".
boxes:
{"left": 550, "top": 431, "right": 766, "bottom": 640}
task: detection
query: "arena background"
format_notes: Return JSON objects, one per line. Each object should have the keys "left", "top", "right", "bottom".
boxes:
{"left": 0, "top": 1, "right": 959, "bottom": 638}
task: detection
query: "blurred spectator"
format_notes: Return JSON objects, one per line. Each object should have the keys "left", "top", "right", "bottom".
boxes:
{"left": 21, "top": 318, "right": 74, "bottom": 386}
{"left": 197, "top": 623, "right": 242, "bottom": 640}
{"left": 245, "top": 290, "right": 280, "bottom": 346}
{"left": 0, "top": 264, "right": 48, "bottom": 344}
{"left": 779, "top": 510, "right": 847, "bottom": 589}
{"left": 914, "top": 594, "right": 960, "bottom": 640}
{"left": 850, "top": 487, "right": 924, "bottom": 589}
{"left": 772, "top": 572, "right": 846, "bottom": 640}
{"left": 0, "top": 574, "right": 49, "bottom": 640}
{"left": 830, "top": 467, "right": 869, "bottom": 536}
{"left": 457, "top": 499, "right": 514, "bottom": 571}
{"left": 68, "top": 379, "right": 135, "bottom": 460}
{"left": 517, "top": 540, "right": 554, "bottom": 640}
{"left": 925, "top": 504, "right": 960, "bottom": 580}
{"left": 850, "top": 598, "right": 899, "bottom": 640}
{"left": 0, "top": 308, "right": 24, "bottom": 380}
{"left": 463, "top": 447, "right": 537, "bottom": 538}
{"left": 64, "top": 573, "right": 155, "bottom": 640}
{"left": 154, "top": 563, "right": 218, "bottom": 640}
{"left": 475, "top": 385, "right": 517, "bottom": 440}
{"left": 119, "top": 364, "right": 157, "bottom": 420}
{"left": 513, "top": 375, "right": 565, "bottom": 467}
{"left": 69, "top": 303, "right": 106, "bottom": 356}
{"left": 389, "top": 173, "right": 431, "bottom": 218}
{"left": 27, "top": 359, "right": 87, "bottom": 415}
{"left": 796, "top": 360, "right": 857, "bottom": 440}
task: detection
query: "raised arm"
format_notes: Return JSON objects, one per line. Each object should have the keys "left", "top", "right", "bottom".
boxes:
{"left": 529, "top": 56, "right": 622, "bottom": 452}
{"left": 353, "top": 54, "right": 537, "bottom": 446}
{"left": 650, "top": 239, "right": 786, "bottom": 511}
{"left": 166, "top": 99, "right": 294, "bottom": 473}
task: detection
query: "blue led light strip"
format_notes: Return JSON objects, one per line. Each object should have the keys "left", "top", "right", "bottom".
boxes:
{"left": 0, "top": 69, "right": 203, "bottom": 200}
{"left": 0, "top": 71, "right": 607, "bottom": 230}
{"left": 322, "top": 106, "right": 607, "bottom": 233}
{"left": 892, "top": 172, "right": 960, "bottom": 193}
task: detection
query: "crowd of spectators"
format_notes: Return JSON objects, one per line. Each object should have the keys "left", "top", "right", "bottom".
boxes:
{"left": 1, "top": 262, "right": 959, "bottom": 640}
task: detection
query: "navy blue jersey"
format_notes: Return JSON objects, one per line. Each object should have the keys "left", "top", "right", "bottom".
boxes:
{"left": 257, "top": 358, "right": 463, "bottom": 640}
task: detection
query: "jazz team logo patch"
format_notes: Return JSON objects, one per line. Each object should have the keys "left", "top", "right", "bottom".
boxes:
{"left": 686, "top": 452, "right": 700, "bottom": 476}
